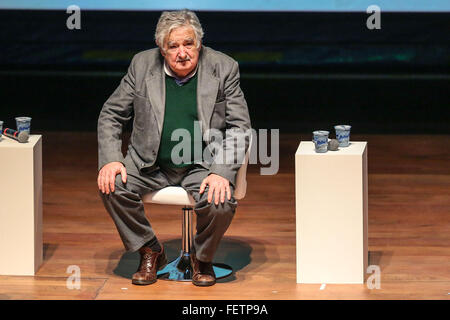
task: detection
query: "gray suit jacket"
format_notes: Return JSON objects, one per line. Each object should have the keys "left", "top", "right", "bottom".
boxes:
{"left": 97, "top": 46, "right": 251, "bottom": 186}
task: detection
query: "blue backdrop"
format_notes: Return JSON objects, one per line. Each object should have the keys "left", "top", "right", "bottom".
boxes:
{"left": 1, "top": 0, "right": 450, "bottom": 12}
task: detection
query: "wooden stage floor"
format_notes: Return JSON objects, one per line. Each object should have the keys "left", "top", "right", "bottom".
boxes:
{"left": 0, "top": 132, "right": 449, "bottom": 300}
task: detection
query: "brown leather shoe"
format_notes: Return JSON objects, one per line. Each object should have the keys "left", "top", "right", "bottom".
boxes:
{"left": 132, "top": 246, "right": 167, "bottom": 285}
{"left": 190, "top": 254, "right": 216, "bottom": 287}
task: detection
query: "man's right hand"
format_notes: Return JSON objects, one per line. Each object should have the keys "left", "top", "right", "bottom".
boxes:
{"left": 98, "top": 161, "right": 127, "bottom": 194}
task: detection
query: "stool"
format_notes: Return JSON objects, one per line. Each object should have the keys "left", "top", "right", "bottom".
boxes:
{"left": 142, "top": 145, "right": 250, "bottom": 281}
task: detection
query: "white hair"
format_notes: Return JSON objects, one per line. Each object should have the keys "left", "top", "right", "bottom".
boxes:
{"left": 155, "top": 9, "right": 204, "bottom": 51}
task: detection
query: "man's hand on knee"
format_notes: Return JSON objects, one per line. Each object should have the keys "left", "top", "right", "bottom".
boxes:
{"left": 98, "top": 161, "right": 127, "bottom": 194}
{"left": 199, "top": 174, "right": 231, "bottom": 205}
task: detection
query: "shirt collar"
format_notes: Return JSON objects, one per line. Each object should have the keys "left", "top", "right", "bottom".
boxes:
{"left": 164, "top": 61, "right": 198, "bottom": 86}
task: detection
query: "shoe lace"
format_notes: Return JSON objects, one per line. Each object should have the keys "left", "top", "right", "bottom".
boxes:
{"left": 140, "top": 254, "right": 153, "bottom": 272}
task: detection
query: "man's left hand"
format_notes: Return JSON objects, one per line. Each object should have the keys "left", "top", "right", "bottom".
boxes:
{"left": 199, "top": 174, "right": 232, "bottom": 205}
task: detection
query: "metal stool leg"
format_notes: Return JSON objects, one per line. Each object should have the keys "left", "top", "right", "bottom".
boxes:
{"left": 157, "top": 206, "right": 233, "bottom": 281}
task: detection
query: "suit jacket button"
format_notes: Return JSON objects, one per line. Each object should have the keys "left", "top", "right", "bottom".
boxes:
{"left": 141, "top": 163, "right": 145, "bottom": 167}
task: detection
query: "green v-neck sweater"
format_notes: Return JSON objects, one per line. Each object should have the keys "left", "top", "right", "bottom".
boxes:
{"left": 156, "top": 73, "right": 204, "bottom": 168}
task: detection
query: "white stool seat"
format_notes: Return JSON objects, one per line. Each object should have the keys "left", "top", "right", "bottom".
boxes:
{"left": 142, "top": 159, "right": 249, "bottom": 206}
{"left": 142, "top": 186, "right": 195, "bottom": 206}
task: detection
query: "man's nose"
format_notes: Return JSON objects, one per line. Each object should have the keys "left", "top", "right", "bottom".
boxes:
{"left": 178, "top": 46, "right": 187, "bottom": 57}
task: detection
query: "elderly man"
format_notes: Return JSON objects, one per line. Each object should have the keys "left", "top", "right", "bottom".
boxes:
{"left": 97, "top": 10, "right": 251, "bottom": 287}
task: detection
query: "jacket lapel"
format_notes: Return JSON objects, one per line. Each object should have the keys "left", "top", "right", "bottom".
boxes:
{"left": 145, "top": 63, "right": 165, "bottom": 136}
{"left": 197, "top": 49, "right": 220, "bottom": 133}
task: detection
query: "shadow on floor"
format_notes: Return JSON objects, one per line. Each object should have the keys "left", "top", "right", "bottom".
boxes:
{"left": 113, "top": 237, "right": 253, "bottom": 283}
{"left": 368, "top": 250, "right": 393, "bottom": 275}
{"left": 43, "top": 243, "right": 58, "bottom": 262}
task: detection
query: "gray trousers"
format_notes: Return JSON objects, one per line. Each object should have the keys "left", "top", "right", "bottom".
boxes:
{"left": 99, "top": 153, "right": 237, "bottom": 263}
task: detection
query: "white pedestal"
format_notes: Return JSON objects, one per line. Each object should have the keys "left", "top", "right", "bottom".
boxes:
{"left": 0, "top": 135, "right": 43, "bottom": 275}
{"left": 295, "top": 141, "right": 368, "bottom": 284}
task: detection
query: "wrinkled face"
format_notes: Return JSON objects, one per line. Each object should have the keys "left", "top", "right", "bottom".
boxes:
{"left": 161, "top": 25, "right": 200, "bottom": 78}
